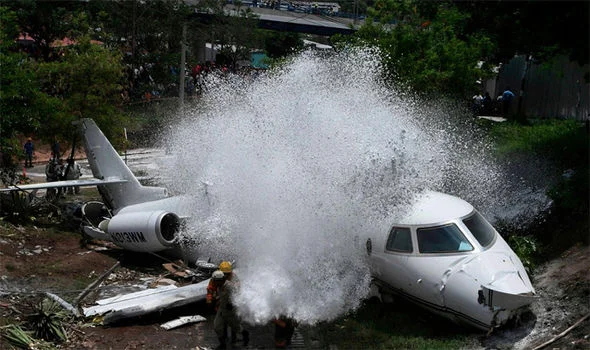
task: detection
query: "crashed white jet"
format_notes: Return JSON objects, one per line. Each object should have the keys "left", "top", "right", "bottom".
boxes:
{"left": 3, "top": 120, "right": 536, "bottom": 332}
{"left": 1, "top": 118, "right": 190, "bottom": 256}
{"left": 366, "top": 191, "right": 537, "bottom": 331}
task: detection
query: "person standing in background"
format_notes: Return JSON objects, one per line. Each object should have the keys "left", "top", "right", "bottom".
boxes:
{"left": 501, "top": 87, "right": 515, "bottom": 118}
{"left": 24, "top": 138, "right": 34, "bottom": 168}
{"left": 51, "top": 139, "right": 61, "bottom": 161}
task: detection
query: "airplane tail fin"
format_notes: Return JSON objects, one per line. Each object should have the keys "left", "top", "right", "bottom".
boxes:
{"left": 78, "top": 118, "right": 167, "bottom": 212}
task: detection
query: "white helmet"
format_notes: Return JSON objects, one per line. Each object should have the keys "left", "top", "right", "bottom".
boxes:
{"left": 212, "top": 270, "right": 225, "bottom": 280}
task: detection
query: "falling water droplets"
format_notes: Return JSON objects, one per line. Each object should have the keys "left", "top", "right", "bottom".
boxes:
{"left": 156, "top": 47, "right": 548, "bottom": 325}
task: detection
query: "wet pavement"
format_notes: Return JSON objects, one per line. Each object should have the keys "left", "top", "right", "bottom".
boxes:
{"left": 22, "top": 147, "right": 167, "bottom": 180}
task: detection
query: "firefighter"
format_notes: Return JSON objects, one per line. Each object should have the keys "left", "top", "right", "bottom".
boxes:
{"left": 214, "top": 261, "right": 249, "bottom": 348}
{"left": 273, "top": 315, "right": 297, "bottom": 348}
{"left": 206, "top": 270, "right": 226, "bottom": 311}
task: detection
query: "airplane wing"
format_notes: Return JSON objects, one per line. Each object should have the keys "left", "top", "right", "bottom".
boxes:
{"left": 0, "top": 178, "right": 128, "bottom": 192}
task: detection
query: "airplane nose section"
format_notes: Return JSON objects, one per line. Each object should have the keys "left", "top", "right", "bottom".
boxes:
{"left": 447, "top": 250, "right": 536, "bottom": 311}
{"left": 478, "top": 251, "right": 535, "bottom": 295}
{"left": 476, "top": 251, "right": 537, "bottom": 310}
{"left": 441, "top": 250, "right": 537, "bottom": 328}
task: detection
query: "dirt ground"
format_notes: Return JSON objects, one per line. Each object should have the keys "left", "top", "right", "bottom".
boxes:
{"left": 0, "top": 216, "right": 249, "bottom": 350}
{"left": 0, "top": 196, "right": 589, "bottom": 349}
{"left": 485, "top": 243, "right": 590, "bottom": 350}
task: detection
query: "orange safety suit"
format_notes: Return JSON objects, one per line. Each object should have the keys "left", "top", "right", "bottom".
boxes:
{"left": 206, "top": 278, "right": 224, "bottom": 310}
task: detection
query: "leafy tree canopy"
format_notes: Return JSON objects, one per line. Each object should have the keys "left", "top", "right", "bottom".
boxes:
{"left": 1, "top": 4, "right": 126, "bottom": 169}
{"left": 455, "top": 0, "right": 589, "bottom": 65}
{"left": 35, "top": 36, "right": 125, "bottom": 145}
{"left": 342, "top": 0, "right": 494, "bottom": 96}
{"left": 264, "top": 31, "right": 302, "bottom": 59}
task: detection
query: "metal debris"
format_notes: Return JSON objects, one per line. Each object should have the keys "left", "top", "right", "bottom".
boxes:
{"left": 83, "top": 278, "right": 209, "bottom": 325}
{"left": 45, "top": 292, "right": 80, "bottom": 317}
{"left": 160, "top": 315, "right": 207, "bottom": 330}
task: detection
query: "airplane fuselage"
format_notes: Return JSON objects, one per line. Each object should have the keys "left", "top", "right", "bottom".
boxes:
{"left": 367, "top": 191, "right": 536, "bottom": 331}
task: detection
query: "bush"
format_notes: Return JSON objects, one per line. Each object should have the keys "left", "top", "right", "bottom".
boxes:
{"left": 26, "top": 298, "right": 69, "bottom": 343}
{"left": 508, "top": 235, "right": 538, "bottom": 274}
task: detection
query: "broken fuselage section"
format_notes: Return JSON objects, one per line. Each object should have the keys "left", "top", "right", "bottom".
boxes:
{"left": 367, "top": 191, "right": 536, "bottom": 331}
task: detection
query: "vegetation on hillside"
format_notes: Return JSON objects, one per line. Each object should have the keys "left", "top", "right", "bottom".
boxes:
{"left": 1, "top": 4, "right": 126, "bottom": 174}
{"left": 490, "top": 120, "right": 589, "bottom": 260}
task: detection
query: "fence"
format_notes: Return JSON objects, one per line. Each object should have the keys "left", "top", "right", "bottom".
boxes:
{"left": 491, "top": 55, "right": 589, "bottom": 121}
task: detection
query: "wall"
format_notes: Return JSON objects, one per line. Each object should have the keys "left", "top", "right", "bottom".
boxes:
{"left": 493, "top": 55, "right": 589, "bottom": 120}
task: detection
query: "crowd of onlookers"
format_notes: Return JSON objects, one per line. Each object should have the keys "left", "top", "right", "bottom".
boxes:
{"left": 471, "top": 86, "right": 516, "bottom": 118}
{"left": 122, "top": 60, "right": 265, "bottom": 104}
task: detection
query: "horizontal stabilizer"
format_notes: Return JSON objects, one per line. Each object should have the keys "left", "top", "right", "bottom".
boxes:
{"left": 0, "top": 178, "right": 128, "bottom": 192}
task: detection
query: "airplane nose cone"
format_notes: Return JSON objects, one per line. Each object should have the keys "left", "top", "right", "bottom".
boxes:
{"left": 443, "top": 250, "right": 537, "bottom": 318}
{"left": 442, "top": 250, "right": 535, "bottom": 295}
{"left": 477, "top": 251, "right": 535, "bottom": 295}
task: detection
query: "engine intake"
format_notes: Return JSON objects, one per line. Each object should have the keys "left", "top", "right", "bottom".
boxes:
{"left": 102, "top": 210, "right": 181, "bottom": 252}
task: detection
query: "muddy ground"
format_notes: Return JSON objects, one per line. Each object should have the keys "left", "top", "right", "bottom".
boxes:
{"left": 0, "top": 186, "right": 589, "bottom": 349}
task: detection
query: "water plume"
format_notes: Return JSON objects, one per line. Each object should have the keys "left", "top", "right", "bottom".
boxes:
{"left": 159, "top": 47, "right": 547, "bottom": 325}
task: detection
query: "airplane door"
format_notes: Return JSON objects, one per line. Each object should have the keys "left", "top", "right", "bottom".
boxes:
{"left": 369, "top": 227, "right": 413, "bottom": 295}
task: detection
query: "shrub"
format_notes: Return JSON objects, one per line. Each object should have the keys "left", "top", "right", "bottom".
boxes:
{"left": 508, "top": 235, "right": 538, "bottom": 274}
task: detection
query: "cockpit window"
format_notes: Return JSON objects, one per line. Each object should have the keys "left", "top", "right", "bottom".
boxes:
{"left": 386, "top": 227, "right": 413, "bottom": 252}
{"left": 417, "top": 223, "right": 473, "bottom": 253}
{"left": 462, "top": 211, "right": 496, "bottom": 248}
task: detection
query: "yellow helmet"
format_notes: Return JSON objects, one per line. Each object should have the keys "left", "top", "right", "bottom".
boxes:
{"left": 219, "top": 261, "right": 232, "bottom": 273}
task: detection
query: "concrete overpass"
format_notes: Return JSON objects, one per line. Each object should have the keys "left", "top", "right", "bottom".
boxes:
{"left": 192, "top": 5, "right": 361, "bottom": 36}
{"left": 180, "top": 4, "right": 362, "bottom": 102}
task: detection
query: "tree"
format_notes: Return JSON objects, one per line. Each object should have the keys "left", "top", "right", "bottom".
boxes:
{"left": 263, "top": 31, "right": 302, "bottom": 59}
{"left": 85, "top": 0, "right": 195, "bottom": 99}
{"left": 192, "top": 0, "right": 263, "bottom": 70}
{"left": 6, "top": 0, "right": 90, "bottom": 61}
{"left": 1, "top": 6, "right": 44, "bottom": 168}
{"left": 35, "top": 37, "right": 126, "bottom": 146}
{"left": 337, "top": 0, "right": 374, "bottom": 20}
{"left": 455, "top": 0, "right": 589, "bottom": 65}
{"left": 1, "top": 4, "right": 127, "bottom": 173}
{"left": 345, "top": 0, "right": 494, "bottom": 96}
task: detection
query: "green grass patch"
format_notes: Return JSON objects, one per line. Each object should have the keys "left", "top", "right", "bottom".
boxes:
{"left": 490, "top": 119, "right": 588, "bottom": 168}
{"left": 491, "top": 119, "right": 589, "bottom": 258}
{"left": 317, "top": 301, "right": 477, "bottom": 349}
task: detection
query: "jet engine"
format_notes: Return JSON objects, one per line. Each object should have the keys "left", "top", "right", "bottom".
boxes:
{"left": 98, "top": 210, "right": 181, "bottom": 252}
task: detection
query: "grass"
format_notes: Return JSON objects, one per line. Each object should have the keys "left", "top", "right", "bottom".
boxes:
{"left": 315, "top": 301, "right": 478, "bottom": 349}
{"left": 489, "top": 119, "right": 588, "bottom": 168}
{"left": 489, "top": 118, "right": 589, "bottom": 259}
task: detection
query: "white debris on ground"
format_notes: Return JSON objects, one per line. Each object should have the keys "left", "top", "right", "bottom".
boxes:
{"left": 160, "top": 315, "right": 207, "bottom": 330}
